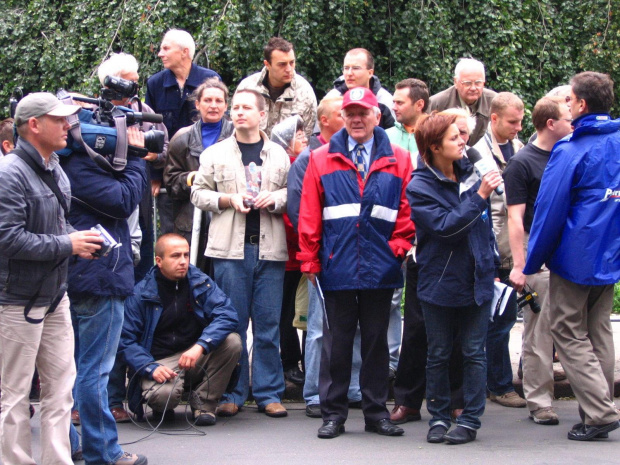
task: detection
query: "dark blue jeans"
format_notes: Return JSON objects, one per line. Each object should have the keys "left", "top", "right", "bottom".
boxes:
{"left": 212, "top": 244, "right": 286, "bottom": 408}
{"left": 422, "top": 300, "right": 490, "bottom": 430}
{"left": 486, "top": 270, "right": 518, "bottom": 395}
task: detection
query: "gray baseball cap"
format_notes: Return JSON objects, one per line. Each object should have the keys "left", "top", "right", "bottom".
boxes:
{"left": 14, "top": 92, "right": 80, "bottom": 126}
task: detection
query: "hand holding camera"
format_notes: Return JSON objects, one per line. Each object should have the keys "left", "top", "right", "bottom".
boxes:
{"left": 517, "top": 285, "right": 541, "bottom": 314}
{"left": 69, "top": 230, "right": 104, "bottom": 259}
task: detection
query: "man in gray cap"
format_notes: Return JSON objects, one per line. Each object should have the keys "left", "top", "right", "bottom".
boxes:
{"left": 0, "top": 92, "right": 104, "bottom": 465}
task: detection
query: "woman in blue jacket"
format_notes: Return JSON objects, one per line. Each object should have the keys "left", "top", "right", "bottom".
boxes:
{"left": 406, "top": 113, "right": 501, "bottom": 445}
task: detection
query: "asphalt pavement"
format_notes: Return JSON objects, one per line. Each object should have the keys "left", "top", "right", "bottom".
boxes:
{"left": 12, "top": 320, "right": 620, "bottom": 465}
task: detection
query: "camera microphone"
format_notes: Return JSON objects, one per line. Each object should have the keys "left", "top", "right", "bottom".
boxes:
{"left": 130, "top": 112, "right": 164, "bottom": 124}
{"left": 466, "top": 147, "right": 504, "bottom": 195}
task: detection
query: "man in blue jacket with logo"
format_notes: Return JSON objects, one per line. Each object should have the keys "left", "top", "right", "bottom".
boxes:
{"left": 524, "top": 71, "right": 620, "bottom": 441}
{"left": 119, "top": 234, "right": 241, "bottom": 426}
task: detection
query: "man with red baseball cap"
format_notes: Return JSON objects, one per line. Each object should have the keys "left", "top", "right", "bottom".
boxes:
{"left": 297, "top": 87, "right": 415, "bottom": 439}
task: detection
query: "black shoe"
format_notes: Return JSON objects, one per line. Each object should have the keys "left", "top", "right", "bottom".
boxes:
{"left": 306, "top": 404, "right": 322, "bottom": 418}
{"left": 348, "top": 400, "right": 362, "bottom": 409}
{"left": 193, "top": 410, "right": 216, "bottom": 426}
{"left": 568, "top": 420, "right": 619, "bottom": 441}
{"left": 364, "top": 418, "right": 404, "bottom": 436}
{"left": 444, "top": 425, "right": 477, "bottom": 444}
{"left": 284, "top": 367, "right": 305, "bottom": 385}
{"left": 427, "top": 424, "right": 448, "bottom": 443}
{"left": 318, "top": 420, "right": 345, "bottom": 439}
{"left": 571, "top": 422, "right": 608, "bottom": 439}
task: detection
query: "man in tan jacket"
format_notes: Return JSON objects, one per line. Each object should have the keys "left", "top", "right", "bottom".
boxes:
{"left": 429, "top": 58, "right": 497, "bottom": 146}
{"left": 473, "top": 92, "right": 525, "bottom": 409}
{"left": 191, "top": 89, "right": 290, "bottom": 419}
{"left": 235, "top": 37, "right": 317, "bottom": 139}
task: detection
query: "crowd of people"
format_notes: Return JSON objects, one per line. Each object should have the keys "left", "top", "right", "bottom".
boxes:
{"left": 0, "top": 27, "right": 619, "bottom": 465}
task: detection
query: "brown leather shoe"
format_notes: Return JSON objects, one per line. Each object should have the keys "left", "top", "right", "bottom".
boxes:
{"left": 216, "top": 403, "right": 239, "bottom": 417}
{"left": 110, "top": 407, "right": 131, "bottom": 423}
{"left": 71, "top": 409, "right": 81, "bottom": 425}
{"left": 263, "top": 402, "right": 288, "bottom": 418}
{"left": 390, "top": 405, "right": 421, "bottom": 424}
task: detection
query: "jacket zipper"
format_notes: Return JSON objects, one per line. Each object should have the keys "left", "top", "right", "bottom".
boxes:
{"left": 437, "top": 251, "right": 453, "bottom": 283}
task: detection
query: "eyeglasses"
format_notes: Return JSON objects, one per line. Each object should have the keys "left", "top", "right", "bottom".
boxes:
{"left": 343, "top": 66, "right": 366, "bottom": 73}
{"left": 459, "top": 80, "right": 485, "bottom": 88}
{"left": 556, "top": 118, "right": 573, "bottom": 122}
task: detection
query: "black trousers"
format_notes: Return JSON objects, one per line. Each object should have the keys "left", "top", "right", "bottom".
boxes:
{"left": 319, "top": 288, "right": 393, "bottom": 423}
{"left": 393, "top": 256, "right": 464, "bottom": 410}
{"left": 279, "top": 270, "right": 304, "bottom": 372}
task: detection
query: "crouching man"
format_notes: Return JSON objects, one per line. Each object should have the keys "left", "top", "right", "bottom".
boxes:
{"left": 120, "top": 234, "right": 242, "bottom": 425}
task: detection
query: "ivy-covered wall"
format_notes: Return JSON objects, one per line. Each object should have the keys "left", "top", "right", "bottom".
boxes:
{"left": 1, "top": 0, "right": 618, "bottom": 130}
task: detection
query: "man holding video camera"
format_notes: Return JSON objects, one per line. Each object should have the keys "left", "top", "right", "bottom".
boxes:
{"left": 504, "top": 96, "right": 573, "bottom": 425}
{"left": 0, "top": 93, "right": 103, "bottom": 465}
{"left": 60, "top": 87, "right": 149, "bottom": 463}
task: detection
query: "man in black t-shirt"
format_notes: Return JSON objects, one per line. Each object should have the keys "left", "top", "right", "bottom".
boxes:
{"left": 191, "top": 89, "right": 291, "bottom": 419}
{"left": 504, "top": 96, "right": 573, "bottom": 425}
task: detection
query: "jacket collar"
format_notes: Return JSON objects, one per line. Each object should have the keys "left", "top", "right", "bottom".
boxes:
{"left": 15, "top": 139, "right": 59, "bottom": 171}
{"left": 420, "top": 156, "right": 472, "bottom": 182}
{"left": 443, "top": 86, "right": 493, "bottom": 117}
{"left": 162, "top": 63, "right": 205, "bottom": 89}
{"left": 328, "top": 126, "right": 394, "bottom": 161}
{"left": 255, "top": 66, "right": 300, "bottom": 94}
{"left": 139, "top": 265, "right": 206, "bottom": 303}
{"left": 189, "top": 118, "right": 234, "bottom": 156}
{"left": 570, "top": 113, "right": 620, "bottom": 139}
{"left": 333, "top": 74, "right": 384, "bottom": 96}
{"left": 481, "top": 125, "right": 523, "bottom": 167}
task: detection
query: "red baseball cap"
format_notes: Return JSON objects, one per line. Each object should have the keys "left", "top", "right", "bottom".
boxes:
{"left": 342, "top": 87, "right": 379, "bottom": 110}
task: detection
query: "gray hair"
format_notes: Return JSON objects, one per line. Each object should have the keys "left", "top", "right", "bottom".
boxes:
{"left": 97, "top": 53, "right": 139, "bottom": 86}
{"left": 438, "top": 107, "right": 475, "bottom": 135}
{"left": 454, "top": 58, "right": 485, "bottom": 79}
{"left": 546, "top": 85, "right": 571, "bottom": 98}
{"left": 164, "top": 29, "right": 196, "bottom": 60}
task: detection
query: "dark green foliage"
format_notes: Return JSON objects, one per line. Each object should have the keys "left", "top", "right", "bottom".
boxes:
{"left": 2, "top": 0, "right": 619, "bottom": 135}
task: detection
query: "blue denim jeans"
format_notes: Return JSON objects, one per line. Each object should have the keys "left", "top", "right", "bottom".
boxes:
{"left": 213, "top": 243, "right": 286, "bottom": 408}
{"left": 422, "top": 300, "right": 490, "bottom": 430}
{"left": 303, "top": 280, "right": 361, "bottom": 405}
{"left": 107, "top": 353, "right": 127, "bottom": 408}
{"left": 70, "top": 423, "right": 80, "bottom": 456}
{"left": 486, "top": 270, "right": 518, "bottom": 395}
{"left": 72, "top": 296, "right": 125, "bottom": 465}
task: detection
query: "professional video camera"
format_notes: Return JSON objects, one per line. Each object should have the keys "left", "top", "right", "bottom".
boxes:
{"left": 56, "top": 76, "right": 165, "bottom": 173}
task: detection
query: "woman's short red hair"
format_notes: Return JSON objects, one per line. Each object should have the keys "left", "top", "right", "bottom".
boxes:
{"left": 414, "top": 113, "right": 457, "bottom": 166}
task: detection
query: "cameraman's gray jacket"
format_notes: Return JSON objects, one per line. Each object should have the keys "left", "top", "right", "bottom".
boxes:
{"left": 0, "top": 139, "right": 75, "bottom": 306}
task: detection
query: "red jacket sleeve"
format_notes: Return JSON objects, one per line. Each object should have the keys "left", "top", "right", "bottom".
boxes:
{"left": 296, "top": 151, "right": 324, "bottom": 274}
{"left": 388, "top": 149, "right": 415, "bottom": 257}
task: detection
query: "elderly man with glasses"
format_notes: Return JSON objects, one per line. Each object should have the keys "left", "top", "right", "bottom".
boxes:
{"left": 428, "top": 58, "right": 497, "bottom": 146}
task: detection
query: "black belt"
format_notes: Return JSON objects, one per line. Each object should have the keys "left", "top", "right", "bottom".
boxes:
{"left": 246, "top": 235, "right": 259, "bottom": 245}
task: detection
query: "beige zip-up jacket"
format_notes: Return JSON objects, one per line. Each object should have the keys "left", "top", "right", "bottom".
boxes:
{"left": 191, "top": 131, "right": 290, "bottom": 261}
{"left": 473, "top": 127, "right": 524, "bottom": 269}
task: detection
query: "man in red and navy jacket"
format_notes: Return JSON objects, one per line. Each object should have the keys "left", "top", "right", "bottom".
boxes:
{"left": 298, "top": 87, "right": 415, "bottom": 439}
